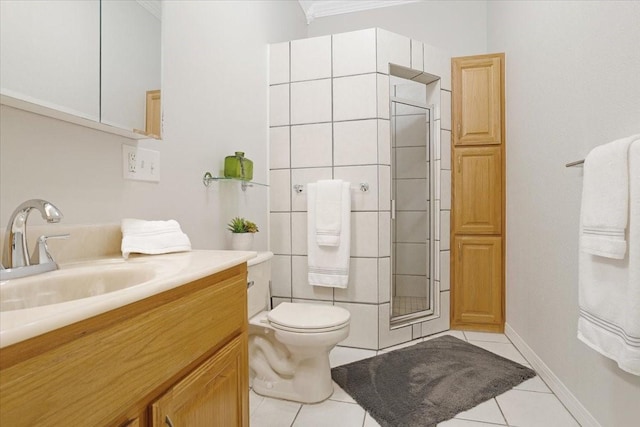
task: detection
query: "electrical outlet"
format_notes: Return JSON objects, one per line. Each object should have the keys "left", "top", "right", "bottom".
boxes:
{"left": 122, "top": 145, "right": 160, "bottom": 182}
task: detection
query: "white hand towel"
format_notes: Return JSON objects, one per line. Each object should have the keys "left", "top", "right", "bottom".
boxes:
{"left": 580, "top": 134, "right": 639, "bottom": 259}
{"left": 121, "top": 218, "right": 192, "bottom": 259}
{"left": 315, "top": 179, "right": 344, "bottom": 246}
{"left": 578, "top": 138, "right": 640, "bottom": 376}
{"left": 307, "top": 181, "right": 351, "bottom": 288}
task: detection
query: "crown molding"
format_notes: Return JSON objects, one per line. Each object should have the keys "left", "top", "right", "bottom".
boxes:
{"left": 298, "top": 0, "right": 419, "bottom": 24}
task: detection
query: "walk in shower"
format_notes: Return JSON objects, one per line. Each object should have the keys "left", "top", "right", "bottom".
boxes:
{"left": 389, "top": 72, "right": 440, "bottom": 326}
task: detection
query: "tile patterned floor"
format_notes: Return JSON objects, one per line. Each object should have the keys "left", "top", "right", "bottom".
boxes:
{"left": 250, "top": 331, "right": 581, "bottom": 427}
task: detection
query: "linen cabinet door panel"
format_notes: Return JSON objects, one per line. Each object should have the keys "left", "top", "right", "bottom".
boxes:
{"left": 452, "top": 54, "right": 503, "bottom": 146}
{"left": 151, "top": 334, "right": 248, "bottom": 427}
{"left": 452, "top": 236, "right": 503, "bottom": 331}
{"left": 453, "top": 146, "right": 502, "bottom": 234}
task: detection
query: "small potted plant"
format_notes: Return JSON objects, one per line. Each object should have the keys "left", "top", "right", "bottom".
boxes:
{"left": 227, "top": 217, "right": 259, "bottom": 250}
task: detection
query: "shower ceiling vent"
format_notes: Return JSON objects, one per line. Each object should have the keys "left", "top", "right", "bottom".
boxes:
{"left": 297, "top": 0, "right": 419, "bottom": 23}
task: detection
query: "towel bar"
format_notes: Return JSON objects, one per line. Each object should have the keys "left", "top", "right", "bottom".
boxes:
{"left": 293, "top": 183, "right": 369, "bottom": 194}
{"left": 566, "top": 159, "right": 585, "bottom": 167}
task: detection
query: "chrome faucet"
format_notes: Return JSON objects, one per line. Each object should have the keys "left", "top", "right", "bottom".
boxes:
{"left": 1, "top": 199, "right": 66, "bottom": 280}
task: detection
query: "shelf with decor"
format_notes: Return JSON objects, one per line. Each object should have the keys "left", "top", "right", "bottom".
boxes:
{"left": 202, "top": 172, "right": 268, "bottom": 191}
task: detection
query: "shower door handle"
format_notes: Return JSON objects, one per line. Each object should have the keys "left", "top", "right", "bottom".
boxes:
{"left": 391, "top": 199, "right": 396, "bottom": 220}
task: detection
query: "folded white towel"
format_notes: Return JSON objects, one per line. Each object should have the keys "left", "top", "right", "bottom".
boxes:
{"left": 316, "top": 179, "right": 344, "bottom": 246}
{"left": 307, "top": 181, "right": 351, "bottom": 288}
{"left": 578, "top": 137, "right": 640, "bottom": 376}
{"left": 121, "top": 218, "right": 192, "bottom": 259}
{"left": 580, "top": 134, "right": 639, "bottom": 259}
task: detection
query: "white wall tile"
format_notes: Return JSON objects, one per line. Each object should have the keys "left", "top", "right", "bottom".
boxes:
{"left": 334, "top": 257, "right": 379, "bottom": 304}
{"left": 291, "top": 123, "right": 332, "bottom": 168}
{"left": 335, "top": 302, "right": 379, "bottom": 349}
{"left": 270, "top": 213, "right": 291, "bottom": 255}
{"left": 332, "top": 28, "right": 376, "bottom": 77}
{"left": 379, "top": 165, "right": 390, "bottom": 211}
{"left": 423, "top": 43, "right": 451, "bottom": 91}
{"left": 291, "top": 35, "right": 331, "bottom": 82}
{"left": 291, "top": 79, "right": 332, "bottom": 125}
{"left": 376, "top": 29, "right": 411, "bottom": 73}
{"left": 441, "top": 90, "right": 451, "bottom": 131}
{"left": 269, "top": 169, "right": 290, "bottom": 212}
{"left": 379, "top": 211, "right": 391, "bottom": 257}
{"left": 272, "top": 255, "right": 292, "bottom": 298}
{"left": 421, "top": 291, "right": 450, "bottom": 337}
{"left": 440, "top": 250, "right": 450, "bottom": 291}
{"left": 410, "top": 39, "right": 424, "bottom": 72}
{"left": 269, "top": 127, "right": 290, "bottom": 170}
{"left": 378, "top": 303, "right": 412, "bottom": 348}
{"left": 291, "top": 212, "right": 307, "bottom": 255}
{"left": 377, "top": 74, "right": 390, "bottom": 119}
{"left": 333, "top": 74, "right": 377, "bottom": 121}
{"left": 269, "top": 42, "right": 289, "bottom": 85}
{"left": 334, "top": 165, "right": 378, "bottom": 211}
{"left": 351, "top": 212, "right": 378, "bottom": 257}
{"left": 291, "top": 167, "right": 332, "bottom": 211}
{"left": 396, "top": 179, "right": 428, "bottom": 211}
{"left": 378, "top": 257, "right": 390, "bottom": 303}
{"left": 333, "top": 119, "right": 378, "bottom": 166}
{"left": 441, "top": 170, "right": 451, "bottom": 210}
{"left": 378, "top": 119, "right": 391, "bottom": 165}
{"left": 269, "top": 84, "right": 289, "bottom": 127}
{"left": 396, "top": 211, "right": 428, "bottom": 243}
{"left": 441, "top": 129, "right": 451, "bottom": 170}
{"left": 440, "top": 211, "right": 450, "bottom": 251}
{"left": 396, "top": 243, "right": 427, "bottom": 275}
{"left": 291, "top": 255, "right": 333, "bottom": 301}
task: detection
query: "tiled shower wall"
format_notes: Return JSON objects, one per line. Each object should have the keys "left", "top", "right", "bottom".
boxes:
{"left": 268, "top": 28, "right": 452, "bottom": 350}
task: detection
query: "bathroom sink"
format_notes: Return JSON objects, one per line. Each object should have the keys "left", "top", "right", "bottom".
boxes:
{"left": 0, "top": 263, "right": 156, "bottom": 312}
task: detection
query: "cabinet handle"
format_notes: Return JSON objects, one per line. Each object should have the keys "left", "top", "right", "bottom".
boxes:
{"left": 457, "top": 122, "right": 462, "bottom": 136}
{"left": 165, "top": 416, "right": 174, "bottom": 427}
{"left": 458, "top": 242, "right": 462, "bottom": 261}
{"left": 247, "top": 280, "right": 255, "bottom": 289}
{"left": 457, "top": 156, "right": 461, "bottom": 171}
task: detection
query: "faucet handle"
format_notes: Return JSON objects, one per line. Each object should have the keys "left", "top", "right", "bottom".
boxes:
{"left": 30, "top": 234, "right": 70, "bottom": 265}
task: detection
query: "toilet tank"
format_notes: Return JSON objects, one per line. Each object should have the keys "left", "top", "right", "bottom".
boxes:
{"left": 247, "top": 251, "right": 273, "bottom": 318}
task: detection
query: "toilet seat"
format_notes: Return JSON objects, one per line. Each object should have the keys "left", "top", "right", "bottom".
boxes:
{"left": 267, "top": 302, "right": 350, "bottom": 333}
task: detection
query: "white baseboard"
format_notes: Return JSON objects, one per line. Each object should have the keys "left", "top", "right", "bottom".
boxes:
{"left": 505, "top": 323, "right": 601, "bottom": 427}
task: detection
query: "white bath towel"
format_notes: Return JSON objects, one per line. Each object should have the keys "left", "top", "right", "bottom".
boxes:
{"left": 315, "top": 179, "right": 344, "bottom": 246}
{"left": 307, "top": 181, "right": 351, "bottom": 288}
{"left": 578, "top": 137, "right": 640, "bottom": 376}
{"left": 580, "top": 135, "right": 639, "bottom": 259}
{"left": 121, "top": 218, "right": 192, "bottom": 259}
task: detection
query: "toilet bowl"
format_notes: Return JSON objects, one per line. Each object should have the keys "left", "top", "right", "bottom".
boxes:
{"left": 247, "top": 252, "right": 350, "bottom": 403}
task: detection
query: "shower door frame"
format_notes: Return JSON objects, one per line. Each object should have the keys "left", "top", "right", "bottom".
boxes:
{"left": 389, "top": 96, "right": 441, "bottom": 328}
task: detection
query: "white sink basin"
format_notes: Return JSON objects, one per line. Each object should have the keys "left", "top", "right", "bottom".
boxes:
{"left": 0, "top": 264, "right": 156, "bottom": 312}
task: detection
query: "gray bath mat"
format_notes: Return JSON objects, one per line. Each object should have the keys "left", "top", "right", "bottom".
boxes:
{"left": 331, "top": 335, "right": 535, "bottom": 427}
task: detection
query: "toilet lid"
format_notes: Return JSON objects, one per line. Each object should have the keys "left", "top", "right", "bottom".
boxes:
{"left": 267, "top": 303, "right": 350, "bottom": 332}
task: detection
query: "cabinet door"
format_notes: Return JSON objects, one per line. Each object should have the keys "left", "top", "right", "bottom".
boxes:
{"left": 452, "top": 236, "right": 503, "bottom": 330}
{"left": 452, "top": 54, "right": 503, "bottom": 146}
{"left": 453, "top": 146, "right": 502, "bottom": 234}
{"left": 151, "top": 334, "right": 249, "bottom": 427}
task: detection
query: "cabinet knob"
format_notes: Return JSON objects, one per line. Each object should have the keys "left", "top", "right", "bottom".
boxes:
{"left": 165, "top": 416, "right": 174, "bottom": 427}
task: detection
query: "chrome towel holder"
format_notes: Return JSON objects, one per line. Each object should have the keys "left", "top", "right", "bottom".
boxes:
{"left": 293, "top": 183, "right": 369, "bottom": 194}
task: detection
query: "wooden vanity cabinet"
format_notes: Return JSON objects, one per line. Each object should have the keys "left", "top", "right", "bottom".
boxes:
{"left": 0, "top": 263, "right": 249, "bottom": 427}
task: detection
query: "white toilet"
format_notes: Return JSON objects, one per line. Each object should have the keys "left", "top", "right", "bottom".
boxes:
{"left": 247, "top": 251, "right": 351, "bottom": 403}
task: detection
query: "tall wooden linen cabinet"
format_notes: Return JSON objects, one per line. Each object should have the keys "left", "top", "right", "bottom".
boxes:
{"left": 451, "top": 53, "right": 505, "bottom": 332}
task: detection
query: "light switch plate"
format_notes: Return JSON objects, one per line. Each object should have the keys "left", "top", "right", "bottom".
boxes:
{"left": 122, "top": 145, "right": 160, "bottom": 182}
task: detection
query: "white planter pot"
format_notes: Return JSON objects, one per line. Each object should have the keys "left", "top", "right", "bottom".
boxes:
{"left": 230, "top": 232, "right": 254, "bottom": 251}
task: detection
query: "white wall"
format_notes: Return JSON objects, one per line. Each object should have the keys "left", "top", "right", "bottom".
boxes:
{"left": 0, "top": 1, "right": 307, "bottom": 251}
{"left": 487, "top": 1, "right": 640, "bottom": 426}
{"left": 307, "top": 0, "right": 487, "bottom": 56}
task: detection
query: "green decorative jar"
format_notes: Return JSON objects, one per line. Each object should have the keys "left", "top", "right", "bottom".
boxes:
{"left": 224, "top": 151, "right": 253, "bottom": 181}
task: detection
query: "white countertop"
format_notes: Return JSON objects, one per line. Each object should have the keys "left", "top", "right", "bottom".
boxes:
{"left": 0, "top": 250, "right": 256, "bottom": 348}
